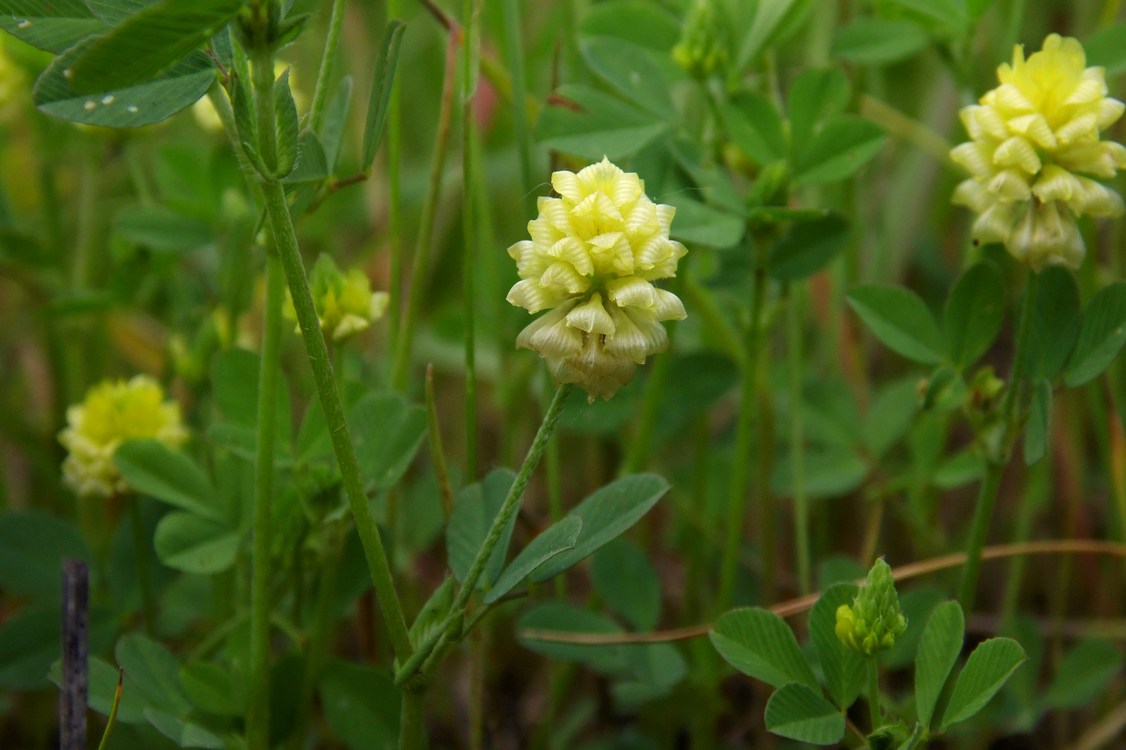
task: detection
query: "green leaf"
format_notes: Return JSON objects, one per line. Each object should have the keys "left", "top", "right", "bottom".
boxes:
{"left": 34, "top": 43, "right": 215, "bottom": 127}
{"left": 809, "top": 583, "right": 866, "bottom": 710}
{"left": 737, "top": 0, "right": 813, "bottom": 70}
{"left": 1065, "top": 282, "right": 1126, "bottom": 386}
{"left": 1022, "top": 265, "right": 1081, "bottom": 380}
{"left": 0, "top": 0, "right": 106, "bottom": 53}
{"left": 273, "top": 68, "right": 299, "bottom": 176}
{"left": 210, "top": 348, "right": 292, "bottom": 445}
{"left": 579, "top": 0, "right": 681, "bottom": 52}
{"left": 579, "top": 36, "right": 673, "bottom": 119}
{"left": 144, "top": 708, "right": 224, "bottom": 749}
{"left": 794, "top": 116, "right": 886, "bottom": 184}
{"left": 831, "top": 18, "right": 929, "bottom": 65}
{"left": 49, "top": 655, "right": 148, "bottom": 724}
{"left": 115, "top": 439, "right": 224, "bottom": 521}
{"left": 720, "top": 91, "right": 787, "bottom": 165}
{"left": 1085, "top": 23, "right": 1126, "bottom": 77}
{"left": 86, "top": 1, "right": 159, "bottom": 26}
{"left": 517, "top": 602, "right": 627, "bottom": 674}
{"left": 0, "top": 510, "right": 91, "bottom": 600}
{"left": 319, "top": 661, "right": 400, "bottom": 750}
{"left": 943, "top": 261, "right": 1005, "bottom": 369}
{"left": 485, "top": 517, "right": 582, "bottom": 604}
{"left": 847, "top": 285, "right": 944, "bottom": 364}
{"left": 863, "top": 377, "right": 920, "bottom": 459}
{"left": 350, "top": 391, "right": 427, "bottom": 490}
{"left": 788, "top": 68, "right": 850, "bottom": 151}
{"left": 116, "top": 632, "right": 193, "bottom": 717}
{"left": 880, "top": 0, "right": 969, "bottom": 39}
{"left": 447, "top": 469, "right": 518, "bottom": 588}
{"left": 940, "top": 637, "right": 1026, "bottom": 730}
{"left": 535, "top": 84, "right": 669, "bottom": 161}
{"left": 68, "top": 0, "right": 242, "bottom": 94}
{"left": 1022, "top": 380, "right": 1052, "bottom": 466}
{"left": 281, "top": 130, "right": 329, "bottom": 184}
{"left": 768, "top": 214, "right": 850, "bottom": 280}
{"left": 764, "top": 682, "right": 846, "bottom": 745}
{"left": 771, "top": 446, "right": 868, "bottom": 499}
{"left": 114, "top": 204, "right": 213, "bottom": 253}
{"left": 914, "top": 601, "right": 964, "bottom": 729}
{"left": 409, "top": 577, "right": 455, "bottom": 648}
{"left": 665, "top": 195, "right": 745, "bottom": 249}
{"left": 590, "top": 539, "right": 661, "bottom": 630}
{"left": 153, "top": 511, "right": 239, "bottom": 574}
{"left": 1041, "top": 639, "right": 1124, "bottom": 710}
{"left": 320, "top": 75, "right": 352, "bottom": 171}
{"left": 180, "top": 661, "right": 244, "bottom": 716}
{"left": 710, "top": 608, "right": 819, "bottom": 691}
{"left": 530, "top": 474, "right": 669, "bottom": 581}
{"left": 361, "top": 19, "right": 405, "bottom": 169}
{"left": 0, "top": 606, "right": 111, "bottom": 690}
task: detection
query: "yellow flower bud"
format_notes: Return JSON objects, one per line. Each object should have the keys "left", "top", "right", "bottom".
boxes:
{"left": 507, "top": 158, "right": 688, "bottom": 401}
{"left": 284, "top": 255, "right": 389, "bottom": 342}
{"left": 835, "top": 558, "right": 907, "bottom": 656}
{"left": 951, "top": 34, "right": 1126, "bottom": 269}
{"left": 58, "top": 376, "right": 188, "bottom": 498}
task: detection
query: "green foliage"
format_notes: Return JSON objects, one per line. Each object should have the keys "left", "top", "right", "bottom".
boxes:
{"left": 0, "top": 510, "right": 91, "bottom": 599}
{"left": 709, "top": 608, "right": 819, "bottom": 691}
{"left": 318, "top": 661, "right": 400, "bottom": 750}
{"left": 914, "top": 601, "right": 964, "bottom": 728}
{"left": 763, "top": 683, "right": 846, "bottom": 745}
{"left": 1065, "top": 282, "right": 1126, "bottom": 386}
{"left": 809, "top": 583, "right": 866, "bottom": 709}
{"left": 848, "top": 285, "right": 944, "bottom": 365}
{"left": 484, "top": 516, "right": 581, "bottom": 604}
{"left": 67, "top": 0, "right": 243, "bottom": 94}
{"left": 940, "top": 638, "right": 1026, "bottom": 730}
{"left": 530, "top": 474, "right": 670, "bottom": 582}
{"left": 943, "top": 262, "right": 1005, "bottom": 370}
{"left": 360, "top": 20, "right": 405, "bottom": 170}
{"left": 447, "top": 469, "right": 518, "bottom": 589}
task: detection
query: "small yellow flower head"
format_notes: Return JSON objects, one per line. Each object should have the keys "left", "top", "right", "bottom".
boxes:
{"left": 507, "top": 157, "right": 688, "bottom": 401}
{"left": 285, "top": 254, "right": 389, "bottom": 342}
{"left": 834, "top": 558, "right": 907, "bottom": 656}
{"left": 672, "top": 0, "right": 728, "bottom": 80}
{"left": 951, "top": 34, "right": 1126, "bottom": 270}
{"left": 58, "top": 376, "right": 188, "bottom": 498}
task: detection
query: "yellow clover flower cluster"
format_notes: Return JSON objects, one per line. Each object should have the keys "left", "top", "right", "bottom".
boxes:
{"left": 58, "top": 376, "right": 188, "bottom": 498}
{"left": 951, "top": 34, "right": 1126, "bottom": 270}
{"left": 835, "top": 558, "right": 907, "bottom": 656}
{"left": 507, "top": 158, "right": 687, "bottom": 401}
{"left": 285, "top": 254, "right": 390, "bottom": 342}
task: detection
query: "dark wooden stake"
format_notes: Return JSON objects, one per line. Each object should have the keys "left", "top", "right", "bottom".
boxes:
{"left": 59, "top": 558, "right": 88, "bottom": 750}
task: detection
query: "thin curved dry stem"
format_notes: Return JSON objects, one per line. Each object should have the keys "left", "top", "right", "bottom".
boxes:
{"left": 518, "top": 540, "right": 1126, "bottom": 646}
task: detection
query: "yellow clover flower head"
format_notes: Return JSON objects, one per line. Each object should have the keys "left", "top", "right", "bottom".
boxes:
{"left": 951, "top": 34, "right": 1126, "bottom": 270}
{"left": 58, "top": 376, "right": 188, "bottom": 498}
{"left": 507, "top": 157, "right": 688, "bottom": 401}
{"left": 834, "top": 558, "right": 907, "bottom": 656}
{"left": 284, "top": 254, "right": 389, "bottom": 342}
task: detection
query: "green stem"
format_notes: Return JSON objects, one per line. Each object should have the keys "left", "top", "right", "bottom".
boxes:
{"left": 399, "top": 688, "right": 427, "bottom": 750}
{"left": 959, "top": 270, "right": 1040, "bottom": 610}
{"left": 308, "top": 0, "right": 346, "bottom": 133}
{"left": 622, "top": 325, "right": 673, "bottom": 476}
{"left": 867, "top": 659, "right": 882, "bottom": 731}
{"left": 247, "top": 252, "right": 284, "bottom": 750}
{"left": 786, "top": 283, "right": 811, "bottom": 595}
{"left": 128, "top": 496, "right": 156, "bottom": 635}
{"left": 261, "top": 176, "right": 413, "bottom": 661}
{"left": 390, "top": 31, "right": 459, "bottom": 391}
{"left": 462, "top": 0, "right": 479, "bottom": 481}
{"left": 397, "top": 383, "right": 573, "bottom": 686}
{"left": 386, "top": 0, "right": 404, "bottom": 362}
{"left": 500, "top": 0, "right": 534, "bottom": 216}
{"left": 718, "top": 256, "right": 767, "bottom": 610}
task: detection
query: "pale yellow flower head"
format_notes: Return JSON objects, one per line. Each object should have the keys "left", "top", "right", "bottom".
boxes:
{"left": 951, "top": 34, "right": 1126, "bottom": 270}
{"left": 507, "top": 157, "right": 687, "bottom": 401}
{"left": 285, "top": 254, "right": 389, "bottom": 342}
{"left": 58, "top": 376, "right": 188, "bottom": 498}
